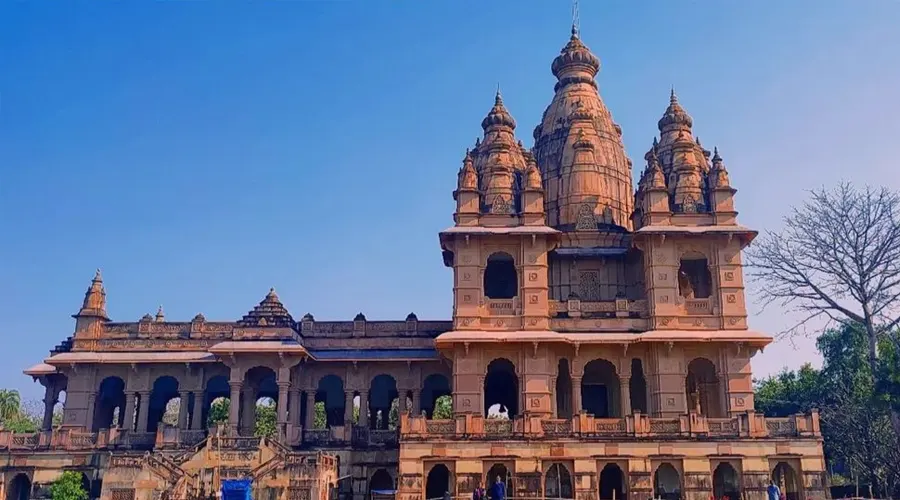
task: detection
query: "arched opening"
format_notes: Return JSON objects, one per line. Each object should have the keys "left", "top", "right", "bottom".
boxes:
{"left": 147, "top": 376, "right": 180, "bottom": 433}
{"left": 677, "top": 253, "right": 712, "bottom": 299}
{"left": 686, "top": 358, "right": 724, "bottom": 417}
{"left": 556, "top": 359, "right": 573, "bottom": 419}
{"left": 369, "top": 374, "right": 398, "bottom": 430}
{"left": 369, "top": 469, "right": 394, "bottom": 495}
{"left": 52, "top": 390, "right": 67, "bottom": 429}
{"left": 599, "top": 464, "right": 626, "bottom": 500}
{"left": 255, "top": 396, "right": 276, "bottom": 438}
{"left": 484, "top": 252, "right": 517, "bottom": 299}
{"left": 432, "top": 395, "right": 453, "bottom": 419}
{"left": 629, "top": 359, "right": 648, "bottom": 414}
{"left": 544, "top": 463, "right": 572, "bottom": 499}
{"left": 7, "top": 474, "right": 31, "bottom": 500}
{"left": 486, "top": 464, "right": 511, "bottom": 497}
{"left": 425, "top": 464, "right": 451, "bottom": 500}
{"left": 243, "top": 366, "right": 277, "bottom": 436}
{"left": 582, "top": 359, "right": 620, "bottom": 417}
{"left": 316, "top": 375, "right": 346, "bottom": 428}
{"left": 772, "top": 462, "right": 800, "bottom": 500}
{"left": 80, "top": 473, "right": 92, "bottom": 500}
{"left": 422, "top": 374, "right": 452, "bottom": 419}
{"left": 204, "top": 375, "right": 230, "bottom": 430}
{"left": 653, "top": 464, "right": 681, "bottom": 500}
{"left": 713, "top": 463, "right": 741, "bottom": 500}
{"left": 484, "top": 359, "right": 518, "bottom": 418}
{"left": 92, "top": 376, "right": 125, "bottom": 431}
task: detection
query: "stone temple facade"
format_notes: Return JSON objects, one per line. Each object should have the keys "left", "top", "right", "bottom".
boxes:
{"left": 5, "top": 25, "right": 827, "bottom": 500}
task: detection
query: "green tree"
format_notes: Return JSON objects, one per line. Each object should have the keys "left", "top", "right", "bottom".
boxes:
{"left": 754, "top": 364, "right": 821, "bottom": 417}
{"left": 0, "top": 389, "right": 22, "bottom": 423}
{"left": 432, "top": 395, "right": 453, "bottom": 419}
{"left": 49, "top": 471, "right": 88, "bottom": 500}
{"left": 207, "top": 397, "right": 229, "bottom": 427}
{"left": 314, "top": 401, "right": 327, "bottom": 429}
{"left": 254, "top": 399, "right": 276, "bottom": 438}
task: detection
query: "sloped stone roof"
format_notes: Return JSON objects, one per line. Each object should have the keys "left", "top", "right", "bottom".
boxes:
{"left": 237, "top": 288, "right": 296, "bottom": 329}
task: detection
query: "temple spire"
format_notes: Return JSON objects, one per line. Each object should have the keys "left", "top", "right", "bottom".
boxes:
{"left": 74, "top": 269, "right": 109, "bottom": 320}
{"left": 155, "top": 305, "right": 165, "bottom": 322}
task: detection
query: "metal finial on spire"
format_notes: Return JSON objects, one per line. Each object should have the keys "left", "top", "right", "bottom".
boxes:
{"left": 571, "top": 0, "right": 580, "bottom": 37}
{"left": 670, "top": 86, "right": 678, "bottom": 103}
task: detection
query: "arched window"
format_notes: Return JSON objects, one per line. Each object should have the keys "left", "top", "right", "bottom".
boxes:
{"left": 544, "top": 463, "right": 573, "bottom": 499}
{"left": 713, "top": 463, "right": 741, "bottom": 500}
{"left": 653, "top": 463, "right": 681, "bottom": 500}
{"left": 581, "top": 359, "right": 620, "bottom": 417}
{"left": 426, "top": 464, "right": 451, "bottom": 500}
{"left": 629, "top": 359, "right": 648, "bottom": 414}
{"left": 599, "top": 464, "right": 626, "bottom": 500}
{"left": 484, "top": 359, "right": 518, "bottom": 418}
{"left": 686, "top": 358, "right": 724, "bottom": 417}
{"left": 677, "top": 253, "right": 712, "bottom": 299}
{"left": 484, "top": 252, "right": 517, "bottom": 299}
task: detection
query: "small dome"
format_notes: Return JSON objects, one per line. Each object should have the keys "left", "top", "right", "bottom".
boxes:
{"left": 481, "top": 91, "right": 517, "bottom": 130}
{"left": 551, "top": 29, "right": 601, "bottom": 80}
{"left": 658, "top": 89, "right": 693, "bottom": 131}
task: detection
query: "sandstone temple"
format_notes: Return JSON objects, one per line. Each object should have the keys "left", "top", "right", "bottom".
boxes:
{"left": 4, "top": 24, "right": 826, "bottom": 500}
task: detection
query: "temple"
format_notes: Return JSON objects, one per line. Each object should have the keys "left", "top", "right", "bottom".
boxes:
{"left": 4, "top": 24, "right": 826, "bottom": 500}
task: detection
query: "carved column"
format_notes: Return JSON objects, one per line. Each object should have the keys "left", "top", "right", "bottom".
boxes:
{"left": 277, "top": 383, "right": 290, "bottom": 425}
{"left": 190, "top": 392, "right": 203, "bottom": 430}
{"left": 289, "top": 388, "right": 301, "bottom": 425}
{"left": 86, "top": 393, "right": 97, "bottom": 431}
{"left": 344, "top": 391, "right": 354, "bottom": 425}
{"left": 305, "top": 391, "right": 316, "bottom": 429}
{"left": 359, "top": 390, "right": 369, "bottom": 427}
{"left": 123, "top": 392, "right": 137, "bottom": 431}
{"left": 178, "top": 391, "right": 190, "bottom": 430}
{"left": 620, "top": 379, "right": 632, "bottom": 417}
{"left": 398, "top": 388, "right": 408, "bottom": 415}
{"left": 410, "top": 390, "right": 420, "bottom": 416}
{"left": 136, "top": 391, "right": 151, "bottom": 433}
{"left": 240, "top": 388, "right": 256, "bottom": 436}
{"left": 41, "top": 385, "right": 56, "bottom": 431}
{"left": 228, "top": 382, "right": 242, "bottom": 430}
{"left": 572, "top": 377, "right": 583, "bottom": 414}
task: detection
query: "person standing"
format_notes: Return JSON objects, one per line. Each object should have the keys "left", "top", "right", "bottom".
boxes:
{"left": 489, "top": 476, "right": 505, "bottom": 500}
{"left": 767, "top": 480, "right": 781, "bottom": 500}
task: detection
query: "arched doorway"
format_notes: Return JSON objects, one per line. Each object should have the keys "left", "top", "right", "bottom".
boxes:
{"left": 653, "top": 464, "right": 681, "bottom": 500}
{"left": 599, "top": 464, "right": 626, "bottom": 500}
{"left": 486, "top": 464, "right": 512, "bottom": 496}
{"left": 629, "top": 359, "right": 648, "bottom": 414}
{"left": 7, "top": 473, "right": 31, "bottom": 500}
{"left": 686, "top": 358, "right": 723, "bottom": 417}
{"left": 544, "top": 463, "right": 572, "bottom": 499}
{"left": 316, "top": 375, "right": 346, "bottom": 428}
{"left": 203, "top": 375, "right": 230, "bottom": 430}
{"left": 484, "top": 359, "right": 518, "bottom": 418}
{"left": 79, "top": 473, "right": 92, "bottom": 500}
{"left": 148, "top": 376, "right": 180, "bottom": 433}
{"left": 425, "top": 464, "right": 451, "bottom": 500}
{"left": 422, "top": 374, "right": 452, "bottom": 418}
{"left": 369, "top": 469, "right": 394, "bottom": 495}
{"left": 369, "top": 374, "right": 399, "bottom": 430}
{"left": 582, "top": 359, "right": 620, "bottom": 417}
{"left": 772, "top": 462, "right": 800, "bottom": 500}
{"left": 243, "top": 366, "right": 278, "bottom": 435}
{"left": 93, "top": 376, "right": 125, "bottom": 431}
{"left": 713, "top": 463, "right": 740, "bottom": 500}
{"left": 556, "top": 359, "right": 572, "bottom": 419}
{"left": 484, "top": 252, "right": 517, "bottom": 299}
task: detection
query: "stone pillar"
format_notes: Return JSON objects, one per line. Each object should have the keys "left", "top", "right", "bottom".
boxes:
{"left": 123, "top": 392, "right": 137, "bottom": 431}
{"left": 398, "top": 388, "right": 408, "bottom": 415}
{"left": 136, "top": 391, "right": 151, "bottom": 433}
{"left": 620, "top": 379, "right": 632, "bottom": 417}
{"left": 277, "top": 383, "right": 290, "bottom": 425}
{"left": 190, "top": 392, "right": 204, "bottom": 430}
{"left": 572, "top": 377, "right": 583, "bottom": 414}
{"left": 344, "top": 391, "right": 354, "bottom": 425}
{"left": 241, "top": 388, "right": 256, "bottom": 435}
{"left": 86, "top": 393, "right": 97, "bottom": 431}
{"left": 177, "top": 392, "right": 190, "bottom": 430}
{"left": 41, "top": 385, "right": 56, "bottom": 431}
{"left": 305, "top": 391, "right": 316, "bottom": 429}
{"left": 359, "top": 391, "right": 369, "bottom": 427}
{"left": 410, "top": 390, "right": 420, "bottom": 416}
{"left": 683, "top": 472, "right": 713, "bottom": 500}
{"left": 290, "top": 388, "right": 301, "bottom": 425}
{"left": 228, "top": 382, "right": 242, "bottom": 430}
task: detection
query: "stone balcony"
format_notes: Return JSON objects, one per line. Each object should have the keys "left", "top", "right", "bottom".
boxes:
{"left": 399, "top": 410, "right": 822, "bottom": 441}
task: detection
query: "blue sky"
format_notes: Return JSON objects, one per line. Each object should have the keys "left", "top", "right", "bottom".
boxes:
{"left": 2, "top": 1, "right": 899, "bottom": 400}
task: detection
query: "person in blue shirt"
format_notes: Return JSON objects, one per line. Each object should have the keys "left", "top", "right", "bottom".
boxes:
{"left": 767, "top": 480, "right": 781, "bottom": 500}
{"left": 489, "top": 476, "right": 505, "bottom": 500}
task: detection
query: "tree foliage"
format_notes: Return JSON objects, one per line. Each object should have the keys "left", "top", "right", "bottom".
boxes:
{"left": 207, "top": 397, "right": 229, "bottom": 427}
{"left": 49, "top": 471, "right": 88, "bottom": 500}
{"left": 254, "top": 398, "right": 276, "bottom": 438}
{"left": 433, "top": 395, "right": 453, "bottom": 419}
{"left": 0, "top": 391, "right": 46, "bottom": 433}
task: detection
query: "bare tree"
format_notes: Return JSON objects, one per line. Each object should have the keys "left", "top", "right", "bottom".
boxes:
{"left": 746, "top": 182, "right": 900, "bottom": 431}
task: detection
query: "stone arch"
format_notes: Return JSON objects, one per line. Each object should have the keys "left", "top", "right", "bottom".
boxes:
{"left": 7, "top": 473, "right": 31, "bottom": 500}
{"left": 203, "top": 375, "right": 230, "bottom": 429}
{"left": 677, "top": 251, "right": 712, "bottom": 299}
{"left": 772, "top": 462, "right": 800, "bottom": 500}
{"left": 422, "top": 374, "right": 451, "bottom": 419}
{"left": 485, "top": 464, "right": 512, "bottom": 495}
{"left": 369, "top": 468, "right": 394, "bottom": 494}
{"left": 316, "top": 374, "right": 346, "bottom": 428}
{"left": 484, "top": 252, "right": 517, "bottom": 299}
{"left": 599, "top": 463, "right": 626, "bottom": 500}
{"left": 686, "top": 357, "right": 724, "bottom": 417}
{"left": 369, "top": 374, "right": 398, "bottom": 430}
{"left": 582, "top": 359, "right": 620, "bottom": 417}
{"left": 544, "top": 463, "right": 572, "bottom": 499}
{"left": 653, "top": 463, "right": 681, "bottom": 500}
{"left": 242, "top": 366, "right": 278, "bottom": 435}
{"left": 425, "top": 464, "right": 451, "bottom": 500}
{"left": 93, "top": 376, "right": 125, "bottom": 431}
{"left": 484, "top": 358, "right": 518, "bottom": 418}
{"left": 555, "top": 358, "right": 573, "bottom": 419}
{"left": 713, "top": 462, "right": 741, "bottom": 500}
{"left": 147, "top": 375, "right": 180, "bottom": 433}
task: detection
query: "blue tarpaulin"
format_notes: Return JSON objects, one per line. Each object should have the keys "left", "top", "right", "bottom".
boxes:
{"left": 222, "top": 479, "right": 252, "bottom": 500}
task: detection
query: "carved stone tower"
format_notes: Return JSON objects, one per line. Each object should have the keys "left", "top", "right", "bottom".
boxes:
{"left": 73, "top": 269, "right": 109, "bottom": 339}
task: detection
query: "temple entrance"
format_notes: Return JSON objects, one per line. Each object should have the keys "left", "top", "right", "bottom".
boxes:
{"left": 92, "top": 376, "right": 125, "bottom": 431}
{"left": 484, "top": 359, "right": 518, "bottom": 418}
{"left": 772, "top": 462, "right": 800, "bottom": 500}
{"left": 204, "top": 376, "right": 230, "bottom": 430}
{"left": 599, "top": 464, "right": 626, "bottom": 500}
{"left": 425, "top": 464, "right": 451, "bottom": 500}
{"left": 686, "top": 358, "right": 723, "bottom": 417}
{"left": 582, "top": 359, "right": 619, "bottom": 417}
{"left": 242, "top": 366, "right": 278, "bottom": 436}
{"left": 7, "top": 474, "right": 31, "bottom": 500}
{"left": 369, "top": 469, "right": 394, "bottom": 496}
{"left": 653, "top": 464, "right": 681, "bottom": 500}
{"left": 713, "top": 463, "right": 740, "bottom": 500}
{"left": 544, "top": 463, "right": 573, "bottom": 499}
{"left": 555, "top": 359, "right": 573, "bottom": 419}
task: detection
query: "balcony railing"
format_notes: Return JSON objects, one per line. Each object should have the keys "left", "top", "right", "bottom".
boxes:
{"left": 399, "top": 410, "right": 822, "bottom": 441}
{"left": 684, "top": 298, "right": 712, "bottom": 315}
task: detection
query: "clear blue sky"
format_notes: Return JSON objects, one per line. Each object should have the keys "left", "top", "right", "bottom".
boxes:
{"left": 2, "top": 2, "right": 899, "bottom": 400}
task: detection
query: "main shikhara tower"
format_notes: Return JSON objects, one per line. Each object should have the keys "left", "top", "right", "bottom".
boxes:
{"left": 9, "top": 22, "right": 826, "bottom": 500}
